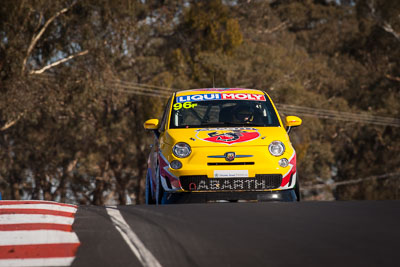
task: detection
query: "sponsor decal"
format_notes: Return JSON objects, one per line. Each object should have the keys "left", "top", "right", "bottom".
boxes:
{"left": 173, "top": 102, "right": 197, "bottom": 110}
{"left": 176, "top": 93, "right": 266, "bottom": 103}
{"left": 281, "top": 152, "right": 296, "bottom": 187}
{"left": 196, "top": 128, "right": 260, "bottom": 145}
{"left": 214, "top": 170, "right": 248, "bottom": 178}
{"left": 190, "top": 88, "right": 251, "bottom": 92}
{"left": 158, "top": 152, "right": 180, "bottom": 190}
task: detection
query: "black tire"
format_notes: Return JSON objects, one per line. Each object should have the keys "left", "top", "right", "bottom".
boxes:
{"left": 294, "top": 176, "right": 301, "bottom": 202}
{"left": 145, "top": 171, "right": 155, "bottom": 205}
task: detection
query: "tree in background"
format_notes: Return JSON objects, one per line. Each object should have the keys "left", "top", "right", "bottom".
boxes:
{"left": 0, "top": 0, "right": 174, "bottom": 204}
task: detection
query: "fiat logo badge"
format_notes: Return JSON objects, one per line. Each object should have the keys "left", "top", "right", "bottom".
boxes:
{"left": 225, "top": 152, "right": 236, "bottom": 161}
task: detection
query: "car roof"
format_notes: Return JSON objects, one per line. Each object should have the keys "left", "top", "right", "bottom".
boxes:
{"left": 175, "top": 88, "right": 265, "bottom": 97}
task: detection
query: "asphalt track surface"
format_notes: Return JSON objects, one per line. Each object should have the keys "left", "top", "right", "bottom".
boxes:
{"left": 72, "top": 201, "right": 400, "bottom": 267}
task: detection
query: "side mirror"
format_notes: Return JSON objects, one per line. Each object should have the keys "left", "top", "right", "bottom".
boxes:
{"left": 144, "top": 119, "right": 159, "bottom": 130}
{"left": 285, "top": 116, "right": 302, "bottom": 134}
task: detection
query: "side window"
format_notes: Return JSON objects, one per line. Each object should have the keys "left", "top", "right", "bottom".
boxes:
{"left": 159, "top": 96, "right": 172, "bottom": 132}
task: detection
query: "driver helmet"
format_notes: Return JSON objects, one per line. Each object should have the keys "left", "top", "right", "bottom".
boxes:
{"left": 234, "top": 104, "right": 254, "bottom": 123}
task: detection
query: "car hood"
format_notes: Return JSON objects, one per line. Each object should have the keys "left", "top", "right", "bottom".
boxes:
{"left": 164, "top": 127, "right": 290, "bottom": 147}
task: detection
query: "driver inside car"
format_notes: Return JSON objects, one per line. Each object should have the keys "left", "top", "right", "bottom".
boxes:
{"left": 233, "top": 104, "right": 255, "bottom": 124}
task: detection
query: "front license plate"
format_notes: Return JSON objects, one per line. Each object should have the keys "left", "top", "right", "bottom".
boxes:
{"left": 214, "top": 170, "right": 248, "bottom": 178}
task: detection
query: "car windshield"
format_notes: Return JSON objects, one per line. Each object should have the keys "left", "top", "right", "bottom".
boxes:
{"left": 169, "top": 93, "right": 280, "bottom": 128}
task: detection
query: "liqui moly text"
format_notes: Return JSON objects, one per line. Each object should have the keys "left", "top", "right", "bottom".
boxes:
{"left": 176, "top": 93, "right": 266, "bottom": 103}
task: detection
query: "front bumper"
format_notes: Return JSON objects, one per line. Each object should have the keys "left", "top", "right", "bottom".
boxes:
{"left": 159, "top": 150, "right": 297, "bottom": 192}
{"left": 163, "top": 189, "right": 298, "bottom": 204}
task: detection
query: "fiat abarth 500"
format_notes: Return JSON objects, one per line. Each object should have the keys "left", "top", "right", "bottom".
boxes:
{"left": 144, "top": 88, "right": 302, "bottom": 204}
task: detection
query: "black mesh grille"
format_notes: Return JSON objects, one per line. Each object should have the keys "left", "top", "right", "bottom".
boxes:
{"left": 180, "top": 174, "right": 282, "bottom": 191}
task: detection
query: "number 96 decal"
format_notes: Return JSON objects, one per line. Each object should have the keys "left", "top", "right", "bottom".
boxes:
{"left": 173, "top": 102, "right": 198, "bottom": 110}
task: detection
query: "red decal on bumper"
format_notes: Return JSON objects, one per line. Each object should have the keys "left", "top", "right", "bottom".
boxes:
{"left": 281, "top": 153, "right": 296, "bottom": 187}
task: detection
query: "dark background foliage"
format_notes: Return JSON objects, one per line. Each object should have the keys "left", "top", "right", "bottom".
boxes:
{"left": 1, "top": 0, "right": 399, "bottom": 204}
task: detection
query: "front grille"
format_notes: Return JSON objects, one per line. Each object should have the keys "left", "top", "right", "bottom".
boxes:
{"left": 180, "top": 174, "right": 282, "bottom": 191}
{"left": 207, "top": 162, "right": 254, "bottom": 166}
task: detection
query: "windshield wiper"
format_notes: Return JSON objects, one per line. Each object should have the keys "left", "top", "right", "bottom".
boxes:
{"left": 200, "top": 122, "right": 226, "bottom": 127}
{"left": 224, "top": 122, "right": 264, "bottom": 127}
{"left": 200, "top": 122, "right": 264, "bottom": 127}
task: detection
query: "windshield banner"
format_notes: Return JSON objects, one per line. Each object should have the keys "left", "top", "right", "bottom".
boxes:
{"left": 176, "top": 93, "right": 266, "bottom": 103}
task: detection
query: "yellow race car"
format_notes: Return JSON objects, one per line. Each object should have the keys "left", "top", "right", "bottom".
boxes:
{"left": 144, "top": 88, "right": 302, "bottom": 204}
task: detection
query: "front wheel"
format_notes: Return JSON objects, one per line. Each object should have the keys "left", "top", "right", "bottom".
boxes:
{"left": 294, "top": 176, "right": 301, "bottom": 202}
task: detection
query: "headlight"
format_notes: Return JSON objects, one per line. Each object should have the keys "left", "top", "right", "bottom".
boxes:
{"left": 172, "top": 142, "right": 191, "bottom": 158}
{"left": 269, "top": 141, "right": 285, "bottom": 156}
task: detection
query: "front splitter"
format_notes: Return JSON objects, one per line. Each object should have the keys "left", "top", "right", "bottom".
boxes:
{"left": 163, "top": 190, "right": 298, "bottom": 204}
